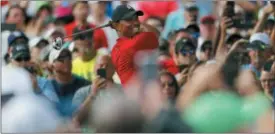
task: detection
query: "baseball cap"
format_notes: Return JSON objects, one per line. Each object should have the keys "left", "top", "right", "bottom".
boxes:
{"left": 112, "top": 5, "right": 144, "bottom": 22}
{"left": 248, "top": 33, "right": 270, "bottom": 51}
{"left": 10, "top": 44, "right": 30, "bottom": 60}
{"left": 8, "top": 31, "right": 29, "bottom": 46}
{"left": 29, "top": 37, "right": 49, "bottom": 48}
{"left": 49, "top": 48, "right": 71, "bottom": 64}
{"left": 226, "top": 33, "right": 243, "bottom": 45}
{"left": 175, "top": 37, "right": 196, "bottom": 55}
{"left": 184, "top": 2, "right": 198, "bottom": 11}
{"left": 200, "top": 15, "right": 216, "bottom": 24}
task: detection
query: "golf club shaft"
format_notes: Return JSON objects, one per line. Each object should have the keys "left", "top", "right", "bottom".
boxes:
{"left": 63, "top": 22, "right": 111, "bottom": 40}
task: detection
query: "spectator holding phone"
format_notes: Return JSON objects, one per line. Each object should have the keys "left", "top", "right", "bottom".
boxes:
{"left": 72, "top": 55, "right": 122, "bottom": 127}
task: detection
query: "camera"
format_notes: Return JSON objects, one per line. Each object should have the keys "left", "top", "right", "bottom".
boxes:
{"left": 270, "top": 1, "right": 275, "bottom": 6}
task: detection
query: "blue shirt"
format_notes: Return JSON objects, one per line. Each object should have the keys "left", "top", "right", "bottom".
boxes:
{"left": 37, "top": 75, "right": 90, "bottom": 118}
{"left": 162, "top": 1, "right": 213, "bottom": 39}
{"left": 241, "top": 64, "right": 261, "bottom": 79}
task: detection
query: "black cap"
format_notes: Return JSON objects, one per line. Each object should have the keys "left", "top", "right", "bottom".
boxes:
{"left": 72, "top": 25, "right": 93, "bottom": 41}
{"left": 247, "top": 40, "right": 267, "bottom": 51}
{"left": 226, "top": 34, "right": 242, "bottom": 45}
{"left": 175, "top": 38, "right": 196, "bottom": 55}
{"left": 11, "top": 43, "right": 30, "bottom": 59}
{"left": 112, "top": 5, "right": 144, "bottom": 22}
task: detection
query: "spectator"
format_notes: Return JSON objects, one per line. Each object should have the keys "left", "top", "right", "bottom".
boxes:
{"left": 174, "top": 37, "right": 197, "bottom": 87}
{"left": 162, "top": 1, "right": 213, "bottom": 39}
{"left": 197, "top": 40, "right": 213, "bottom": 62}
{"left": 5, "top": 30, "right": 29, "bottom": 64}
{"left": 260, "top": 62, "right": 275, "bottom": 101}
{"left": 242, "top": 33, "right": 271, "bottom": 78}
{"left": 110, "top": 5, "right": 159, "bottom": 87}
{"left": 65, "top": 1, "right": 108, "bottom": 50}
{"left": 39, "top": 48, "right": 90, "bottom": 118}
{"left": 8, "top": 43, "right": 31, "bottom": 68}
{"left": 88, "top": 1, "right": 118, "bottom": 52}
{"left": 5, "top": 5, "right": 27, "bottom": 31}
{"left": 71, "top": 27, "right": 98, "bottom": 81}
{"left": 72, "top": 55, "right": 121, "bottom": 107}
{"left": 197, "top": 15, "right": 216, "bottom": 46}
{"left": 29, "top": 37, "right": 49, "bottom": 64}
{"left": 158, "top": 71, "right": 180, "bottom": 103}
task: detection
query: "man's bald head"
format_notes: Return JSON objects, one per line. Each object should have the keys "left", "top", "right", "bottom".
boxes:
{"left": 95, "top": 55, "right": 115, "bottom": 80}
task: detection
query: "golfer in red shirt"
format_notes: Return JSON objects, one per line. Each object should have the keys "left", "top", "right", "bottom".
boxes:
{"left": 110, "top": 5, "right": 159, "bottom": 87}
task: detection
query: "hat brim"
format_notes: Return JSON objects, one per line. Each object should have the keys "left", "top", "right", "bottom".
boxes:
{"left": 120, "top": 10, "right": 144, "bottom": 21}
{"left": 247, "top": 42, "right": 267, "bottom": 51}
{"left": 12, "top": 52, "right": 30, "bottom": 59}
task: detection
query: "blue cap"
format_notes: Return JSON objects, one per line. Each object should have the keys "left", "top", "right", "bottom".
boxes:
{"left": 8, "top": 31, "right": 29, "bottom": 46}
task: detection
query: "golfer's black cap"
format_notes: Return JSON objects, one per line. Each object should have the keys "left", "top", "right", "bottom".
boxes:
{"left": 112, "top": 5, "right": 144, "bottom": 22}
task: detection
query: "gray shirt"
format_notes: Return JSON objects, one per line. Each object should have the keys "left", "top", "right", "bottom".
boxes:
{"left": 72, "top": 84, "right": 122, "bottom": 108}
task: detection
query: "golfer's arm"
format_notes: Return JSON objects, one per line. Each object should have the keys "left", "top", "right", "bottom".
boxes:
{"left": 140, "top": 23, "right": 160, "bottom": 37}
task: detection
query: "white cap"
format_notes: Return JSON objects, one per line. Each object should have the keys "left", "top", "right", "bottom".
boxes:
{"left": 249, "top": 33, "right": 271, "bottom": 46}
{"left": 2, "top": 66, "right": 34, "bottom": 96}
{"left": 48, "top": 48, "right": 70, "bottom": 64}
{"left": 29, "top": 37, "right": 49, "bottom": 48}
{"left": 2, "top": 95, "right": 61, "bottom": 133}
{"left": 88, "top": 1, "right": 99, "bottom": 4}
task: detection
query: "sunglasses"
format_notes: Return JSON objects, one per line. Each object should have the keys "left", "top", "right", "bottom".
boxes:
{"left": 180, "top": 49, "right": 195, "bottom": 56}
{"left": 14, "top": 56, "right": 30, "bottom": 62}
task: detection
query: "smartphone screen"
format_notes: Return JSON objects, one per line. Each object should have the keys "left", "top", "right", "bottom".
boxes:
{"left": 97, "top": 68, "right": 107, "bottom": 78}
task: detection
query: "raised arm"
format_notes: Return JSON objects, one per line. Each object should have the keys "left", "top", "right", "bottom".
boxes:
{"left": 252, "top": 4, "right": 275, "bottom": 34}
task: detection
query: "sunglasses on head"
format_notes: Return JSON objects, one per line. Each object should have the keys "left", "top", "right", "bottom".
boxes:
{"left": 56, "top": 55, "right": 72, "bottom": 62}
{"left": 14, "top": 56, "right": 30, "bottom": 62}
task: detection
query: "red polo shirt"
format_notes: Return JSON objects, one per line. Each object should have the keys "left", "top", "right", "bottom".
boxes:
{"left": 111, "top": 32, "right": 158, "bottom": 87}
{"left": 64, "top": 21, "right": 108, "bottom": 50}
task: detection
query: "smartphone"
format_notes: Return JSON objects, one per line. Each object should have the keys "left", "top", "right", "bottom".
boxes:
{"left": 97, "top": 68, "right": 107, "bottom": 78}
{"left": 225, "top": 1, "right": 235, "bottom": 18}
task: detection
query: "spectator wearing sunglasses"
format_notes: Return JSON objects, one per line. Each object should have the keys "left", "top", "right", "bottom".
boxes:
{"left": 8, "top": 43, "right": 31, "bottom": 68}
{"left": 5, "top": 31, "right": 29, "bottom": 64}
{"left": 174, "top": 37, "right": 197, "bottom": 69}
